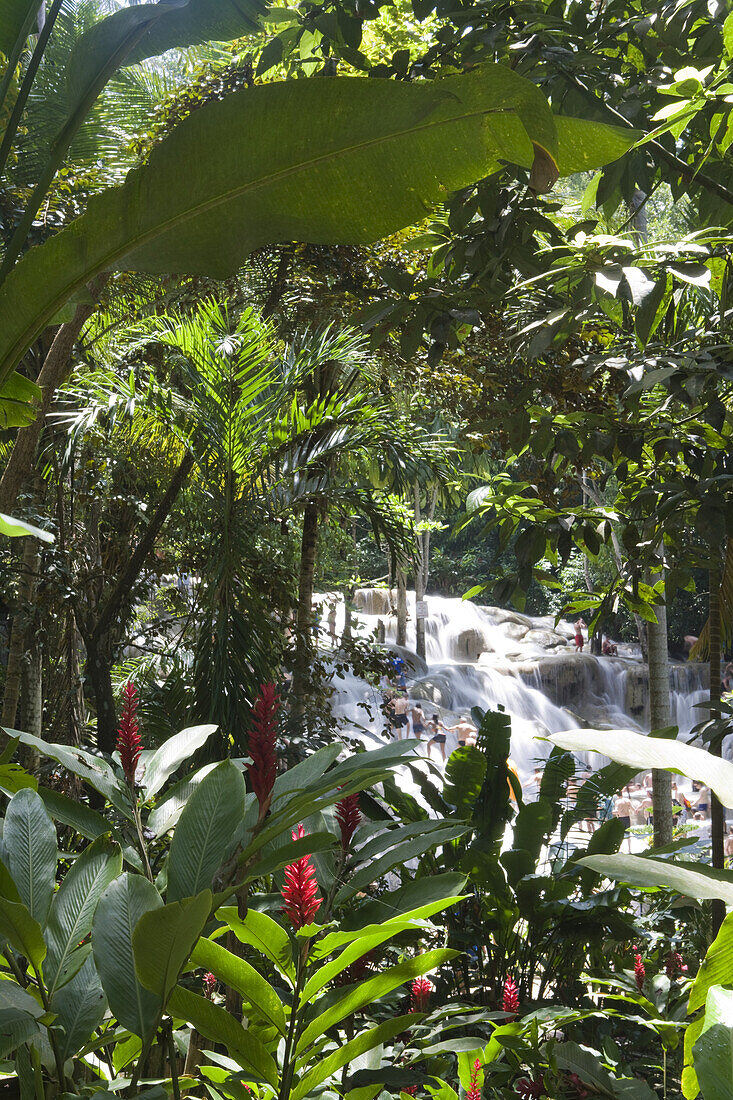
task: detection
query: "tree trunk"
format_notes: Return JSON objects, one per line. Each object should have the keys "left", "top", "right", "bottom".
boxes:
{"left": 647, "top": 588, "right": 673, "bottom": 848}
{"left": 396, "top": 569, "right": 407, "bottom": 647}
{"left": 709, "top": 553, "right": 725, "bottom": 936}
{"left": 1, "top": 538, "right": 41, "bottom": 736}
{"left": 414, "top": 482, "right": 426, "bottom": 660}
{"left": 0, "top": 278, "right": 107, "bottom": 517}
{"left": 293, "top": 503, "right": 319, "bottom": 711}
{"left": 82, "top": 632, "right": 117, "bottom": 755}
{"left": 20, "top": 631, "right": 42, "bottom": 770}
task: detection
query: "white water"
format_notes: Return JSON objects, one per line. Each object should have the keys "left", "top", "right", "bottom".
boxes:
{"left": 317, "top": 589, "right": 709, "bottom": 784}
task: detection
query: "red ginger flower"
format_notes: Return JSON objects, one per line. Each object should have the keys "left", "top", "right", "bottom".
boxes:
{"left": 281, "top": 824, "right": 322, "bottom": 929}
{"left": 502, "top": 975, "right": 520, "bottom": 1017}
{"left": 247, "top": 682, "right": 280, "bottom": 813}
{"left": 632, "top": 945, "right": 645, "bottom": 991}
{"left": 665, "top": 950, "right": 688, "bottom": 979}
{"left": 410, "top": 977, "right": 433, "bottom": 1013}
{"left": 467, "top": 1058, "right": 482, "bottom": 1100}
{"left": 516, "top": 1078, "right": 544, "bottom": 1100}
{"left": 403, "top": 1088, "right": 418, "bottom": 1097}
{"left": 116, "top": 682, "right": 143, "bottom": 785}
{"left": 202, "top": 972, "right": 216, "bottom": 998}
{"left": 335, "top": 791, "right": 361, "bottom": 849}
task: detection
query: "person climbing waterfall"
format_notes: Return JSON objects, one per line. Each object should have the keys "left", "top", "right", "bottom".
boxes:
{"left": 392, "top": 692, "right": 410, "bottom": 739}
{"left": 427, "top": 713, "right": 448, "bottom": 761}
{"left": 574, "top": 618, "right": 587, "bottom": 651}
{"left": 411, "top": 702, "right": 427, "bottom": 740}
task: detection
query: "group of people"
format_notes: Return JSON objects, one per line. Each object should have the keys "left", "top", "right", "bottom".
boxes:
{"left": 573, "top": 618, "right": 617, "bottom": 655}
{"left": 611, "top": 777, "right": 712, "bottom": 847}
{"left": 381, "top": 663, "right": 477, "bottom": 761}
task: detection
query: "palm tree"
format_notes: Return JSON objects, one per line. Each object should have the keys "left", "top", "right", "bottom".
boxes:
{"left": 258, "top": 324, "right": 446, "bottom": 714}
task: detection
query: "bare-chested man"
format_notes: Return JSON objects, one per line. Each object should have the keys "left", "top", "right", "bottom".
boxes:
{"left": 392, "top": 693, "right": 411, "bottom": 739}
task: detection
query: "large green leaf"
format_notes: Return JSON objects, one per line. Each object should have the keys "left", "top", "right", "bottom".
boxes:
{"left": 44, "top": 836, "right": 122, "bottom": 999}
{"left": 554, "top": 117, "right": 638, "bottom": 175}
{"left": 693, "top": 986, "right": 733, "bottom": 1100}
{"left": 142, "top": 723, "right": 218, "bottom": 800}
{"left": 0, "top": 515, "right": 53, "bottom": 542}
{"left": 0, "top": 0, "right": 39, "bottom": 57}
{"left": 219, "top": 908, "right": 296, "bottom": 985}
{"left": 335, "top": 825, "right": 466, "bottom": 904}
{"left": 91, "top": 873, "right": 163, "bottom": 1038}
{"left": 0, "top": 897, "right": 46, "bottom": 973}
{"left": 550, "top": 728, "right": 733, "bottom": 808}
{"left": 296, "top": 948, "right": 458, "bottom": 1054}
{"left": 0, "top": 65, "right": 632, "bottom": 382}
{"left": 691, "top": 911, "right": 733, "bottom": 1014}
{"left": 146, "top": 762, "right": 218, "bottom": 838}
{"left": 4, "top": 788, "right": 57, "bottom": 925}
{"left": 38, "top": 787, "right": 110, "bottom": 840}
{"left": 578, "top": 853, "right": 733, "bottom": 906}
{"left": 166, "top": 760, "right": 245, "bottom": 902}
{"left": 190, "top": 936, "right": 287, "bottom": 1035}
{"left": 51, "top": 954, "right": 106, "bottom": 1065}
{"left": 292, "top": 1014, "right": 417, "bottom": 1100}
{"left": 12, "top": 730, "right": 132, "bottom": 818}
{"left": 133, "top": 890, "right": 211, "bottom": 1006}
{"left": 443, "top": 746, "right": 487, "bottom": 815}
{"left": 70, "top": 0, "right": 266, "bottom": 81}
{"left": 168, "top": 986, "right": 278, "bottom": 1085}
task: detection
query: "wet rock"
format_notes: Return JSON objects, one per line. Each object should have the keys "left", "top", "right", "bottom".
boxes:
{"left": 354, "top": 588, "right": 396, "bottom": 616}
{"left": 502, "top": 621, "right": 529, "bottom": 640}
{"left": 448, "top": 627, "right": 493, "bottom": 661}
{"left": 385, "top": 644, "right": 428, "bottom": 678}
{"left": 482, "top": 606, "right": 534, "bottom": 629}
{"left": 524, "top": 629, "right": 568, "bottom": 650}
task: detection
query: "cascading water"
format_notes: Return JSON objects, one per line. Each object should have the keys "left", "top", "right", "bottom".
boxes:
{"left": 319, "top": 588, "right": 709, "bottom": 785}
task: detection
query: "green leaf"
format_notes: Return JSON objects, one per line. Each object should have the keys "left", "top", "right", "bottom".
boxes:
{"left": 301, "top": 903, "right": 464, "bottom": 1002}
{"left": 147, "top": 762, "right": 218, "bottom": 838}
{"left": 693, "top": 986, "right": 733, "bottom": 1100}
{"left": 71, "top": 0, "right": 267, "bottom": 78}
{"left": 0, "top": 0, "right": 40, "bottom": 57}
{"left": 554, "top": 116, "right": 638, "bottom": 175}
{"left": 349, "top": 873, "right": 468, "bottom": 927}
{"left": 44, "top": 836, "right": 122, "bottom": 999}
{"left": 292, "top": 1015, "right": 416, "bottom": 1100}
{"left": 0, "top": 514, "right": 53, "bottom": 543}
{"left": 38, "top": 787, "right": 111, "bottom": 840}
{"left": 0, "top": 897, "right": 46, "bottom": 972}
{"left": 92, "top": 873, "right": 163, "bottom": 1038}
{"left": 578, "top": 853, "right": 733, "bottom": 906}
{"left": 0, "top": 373, "right": 41, "bottom": 430}
{"left": 691, "top": 911, "right": 733, "bottom": 1014}
{"left": 133, "top": 890, "right": 211, "bottom": 1006}
{"left": 0, "top": 1007, "right": 39, "bottom": 1059}
{"left": 335, "top": 825, "right": 467, "bottom": 904}
{"left": 242, "top": 831, "right": 335, "bottom": 884}
{"left": 219, "top": 908, "right": 296, "bottom": 984}
{"left": 142, "top": 724, "right": 218, "bottom": 800}
{"left": 51, "top": 954, "right": 107, "bottom": 1065}
{"left": 296, "top": 948, "right": 458, "bottom": 1054}
{"left": 4, "top": 788, "right": 57, "bottom": 925}
{"left": 190, "top": 936, "right": 287, "bottom": 1035}
{"left": 443, "top": 746, "right": 487, "bottom": 815}
{"left": 550, "top": 728, "right": 733, "bottom": 808}
{"left": 0, "top": 762, "right": 37, "bottom": 795}
{"left": 167, "top": 986, "right": 278, "bottom": 1086}
{"left": 12, "top": 730, "right": 132, "bottom": 818}
{"left": 0, "top": 64, "right": 567, "bottom": 381}
{"left": 166, "top": 760, "right": 245, "bottom": 902}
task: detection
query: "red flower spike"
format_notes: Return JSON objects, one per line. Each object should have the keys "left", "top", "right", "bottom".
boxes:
{"left": 665, "top": 950, "right": 687, "bottom": 979}
{"left": 502, "top": 975, "right": 520, "bottom": 1018}
{"left": 246, "top": 682, "right": 280, "bottom": 813}
{"left": 335, "top": 791, "right": 361, "bottom": 850}
{"left": 403, "top": 1088, "right": 418, "bottom": 1096}
{"left": 116, "top": 682, "right": 143, "bottom": 785}
{"left": 516, "top": 1078, "right": 544, "bottom": 1100}
{"left": 633, "top": 950, "right": 646, "bottom": 991}
{"left": 467, "top": 1058, "right": 482, "bottom": 1100}
{"left": 410, "top": 976, "right": 433, "bottom": 1013}
{"left": 202, "top": 972, "right": 217, "bottom": 998}
{"left": 281, "top": 824, "right": 322, "bottom": 929}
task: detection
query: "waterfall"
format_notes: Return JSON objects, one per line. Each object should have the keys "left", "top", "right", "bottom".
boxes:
{"left": 318, "top": 589, "right": 710, "bottom": 783}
